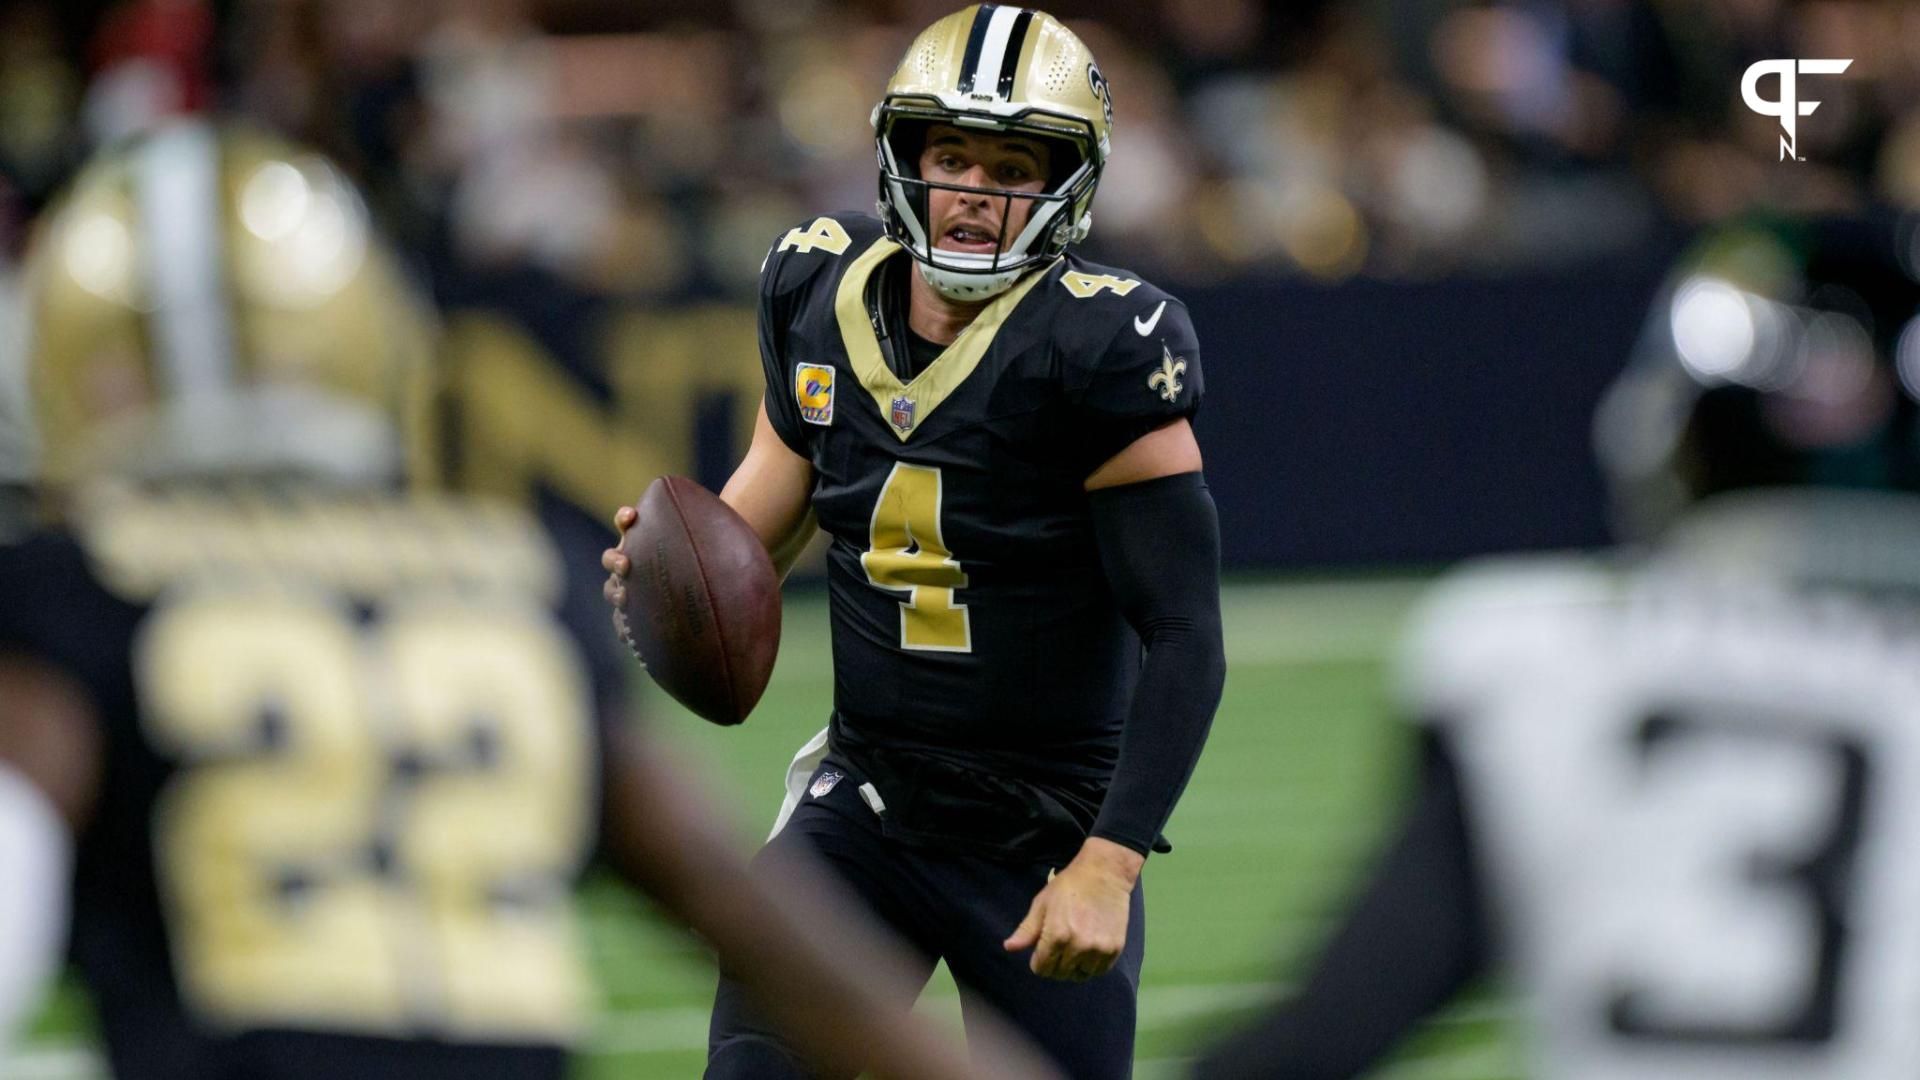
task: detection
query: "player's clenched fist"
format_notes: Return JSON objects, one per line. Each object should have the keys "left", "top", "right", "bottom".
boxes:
{"left": 1003, "top": 837, "right": 1144, "bottom": 981}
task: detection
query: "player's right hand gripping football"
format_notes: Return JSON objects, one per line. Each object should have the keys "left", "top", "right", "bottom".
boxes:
{"left": 601, "top": 505, "right": 640, "bottom": 646}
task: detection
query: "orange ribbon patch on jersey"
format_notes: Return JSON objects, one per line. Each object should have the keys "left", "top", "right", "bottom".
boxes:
{"left": 795, "top": 364, "right": 835, "bottom": 425}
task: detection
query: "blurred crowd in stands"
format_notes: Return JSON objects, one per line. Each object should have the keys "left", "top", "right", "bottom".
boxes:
{"left": 3, "top": 0, "right": 1920, "bottom": 301}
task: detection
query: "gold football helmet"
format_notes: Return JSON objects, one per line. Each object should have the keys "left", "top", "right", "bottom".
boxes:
{"left": 24, "top": 120, "right": 436, "bottom": 490}
{"left": 874, "top": 5, "right": 1113, "bottom": 300}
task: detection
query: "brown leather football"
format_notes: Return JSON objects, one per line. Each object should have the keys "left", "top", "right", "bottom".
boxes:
{"left": 616, "top": 476, "right": 780, "bottom": 725}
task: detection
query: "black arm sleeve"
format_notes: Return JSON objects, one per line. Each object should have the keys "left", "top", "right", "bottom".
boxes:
{"left": 1086, "top": 470, "right": 1227, "bottom": 855}
{"left": 1193, "top": 730, "right": 1493, "bottom": 1080}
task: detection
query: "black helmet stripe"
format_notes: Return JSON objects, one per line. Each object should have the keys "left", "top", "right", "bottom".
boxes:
{"left": 956, "top": 4, "right": 998, "bottom": 95}
{"left": 995, "top": 9, "right": 1035, "bottom": 99}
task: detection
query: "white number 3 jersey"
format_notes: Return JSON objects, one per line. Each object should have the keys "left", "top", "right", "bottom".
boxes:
{"left": 1401, "top": 536, "right": 1920, "bottom": 1080}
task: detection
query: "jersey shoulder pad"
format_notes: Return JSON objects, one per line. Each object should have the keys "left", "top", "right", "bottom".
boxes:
{"left": 1044, "top": 255, "right": 1185, "bottom": 352}
{"left": 1049, "top": 253, "right": 1164, "bottom": 301}
{"left": 761, "top": 211, "right": 888, "bottom": 298}
{"left": 1047, "top": 259, "right": 1192, "bottom": 373}
{"left": 1043, "top": 257, "right": 1199, "bottom": 429}
{"left": 1396, "top": 554, "right": 1625, "bottom": 723}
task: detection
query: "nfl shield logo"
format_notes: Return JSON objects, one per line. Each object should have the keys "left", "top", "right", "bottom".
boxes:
{"left": 890, "top": 396, "right": 916, "bottom": 434}
{"left": 809, "top": 770, "right": 844, "bottom": 799}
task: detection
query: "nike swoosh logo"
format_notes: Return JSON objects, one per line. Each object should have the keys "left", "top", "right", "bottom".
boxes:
{"left": 1134, "top": 300, "right": 1166, "bottom": 336}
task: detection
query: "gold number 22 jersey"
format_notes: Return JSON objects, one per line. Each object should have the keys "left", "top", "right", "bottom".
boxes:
{"left": 0, "top": 486, "right": 625, "bottom": 1080}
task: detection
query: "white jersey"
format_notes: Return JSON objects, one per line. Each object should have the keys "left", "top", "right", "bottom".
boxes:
{"left": 1402, "top": 499, "right": 1920, "bottom": 1080}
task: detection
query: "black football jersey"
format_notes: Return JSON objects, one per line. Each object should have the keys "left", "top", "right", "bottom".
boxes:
{"left": 0, "top": 485, "right": 626, "bottom": 1080}
{"left": 757, "top": 213, "right": 1202, "bottom": 820}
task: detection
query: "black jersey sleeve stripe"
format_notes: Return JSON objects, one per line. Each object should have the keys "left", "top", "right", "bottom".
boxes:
{"left": 956, "top": 4, "right": 996, "bottom": 95}
{"left": 995, "top": 9, "right": 1034, "bottom": 100}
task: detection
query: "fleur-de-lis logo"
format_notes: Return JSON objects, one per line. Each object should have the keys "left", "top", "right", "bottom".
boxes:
{"left": 1148, "top": 343, "right": 1186, "bottom": 403}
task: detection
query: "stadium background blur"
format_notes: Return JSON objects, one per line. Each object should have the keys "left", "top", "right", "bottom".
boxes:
{"left": 4, "top": 0, "right": 1919, "bottom": 1076}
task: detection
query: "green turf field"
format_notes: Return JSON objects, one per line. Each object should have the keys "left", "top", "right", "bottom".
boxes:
{"left": 15, "top": 577, "right": 1520, "bottom": 1079}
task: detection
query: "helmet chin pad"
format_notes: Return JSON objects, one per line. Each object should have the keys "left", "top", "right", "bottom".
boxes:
{"left": 917, "top": 257, "right": 1023, "bottom": 301}
{"left": 907, "top": 203, "right": 1091, "bottom": 301}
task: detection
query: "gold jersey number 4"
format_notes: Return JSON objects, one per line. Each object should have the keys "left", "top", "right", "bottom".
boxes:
{"left": 1059, "top": 270, "right": 1140, "bottom": 299}
{"left": 777, "top": 217, "right": 853, "bottom": 256}
{"left": 861, "top": 463, "right": 971, "bottom": 652}
{"left": 135, "top": 589, "right": 595, "bottom": 1041}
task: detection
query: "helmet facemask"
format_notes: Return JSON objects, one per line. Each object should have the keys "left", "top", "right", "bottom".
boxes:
{"left": 65, "top": 383, "right": 408, "bottom": 489}
{"left": 875, "top": 106, "right": 1100, "bottom": 302}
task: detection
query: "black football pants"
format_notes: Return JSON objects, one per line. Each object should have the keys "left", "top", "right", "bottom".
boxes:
{"left": 704, "top": 758, "right": 1146, "bottom": 1080}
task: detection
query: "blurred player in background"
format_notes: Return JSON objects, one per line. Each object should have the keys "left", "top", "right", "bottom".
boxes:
{"left": 603, "top": 5, "right": 1227, "bottom": 1076}
{"left": 1198, "top": 215, "right": 1920, "bottom": 1079}
{"left": 0, "top": 120, "right": 1057, "bottom": 1080}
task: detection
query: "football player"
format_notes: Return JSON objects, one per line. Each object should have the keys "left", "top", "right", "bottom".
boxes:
{"left": 0, "top": 120, "right": 1055, "bottom": 1080}
{"left": 1196, "top": 216, "right": 1920, "bottom": 1079}
{"left": 602, "top": 6, "right": 1228, "bottom": 1076}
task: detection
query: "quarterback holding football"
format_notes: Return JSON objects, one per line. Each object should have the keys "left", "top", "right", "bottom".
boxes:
{"left": 604, "top": 5, "right": 1228, "bottom": 1076}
